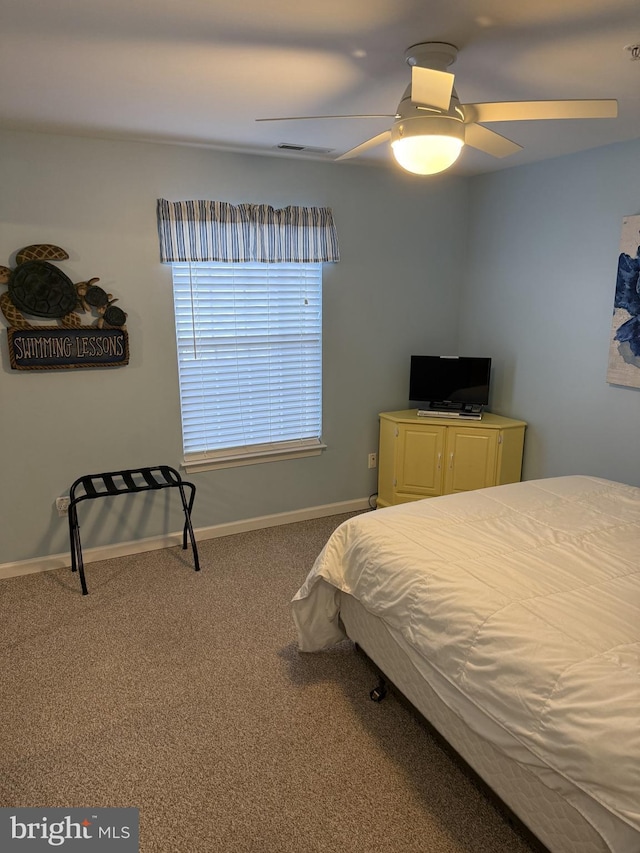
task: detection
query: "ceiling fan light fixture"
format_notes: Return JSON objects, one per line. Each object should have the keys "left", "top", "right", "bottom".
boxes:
{"left": 392, "top": 134, "right": 463, "bottom": 175}
{"left": 390, "top": 115, "right": 464, "bottom": 175}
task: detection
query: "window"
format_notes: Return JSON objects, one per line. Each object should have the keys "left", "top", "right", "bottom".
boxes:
{"left": 172, "top": 261, "right": 324, "bottom": 472}
{"left": 157, "top": 197, "right": 338, "bottom": 472}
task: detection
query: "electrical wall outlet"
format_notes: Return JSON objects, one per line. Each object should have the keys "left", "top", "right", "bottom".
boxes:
{"left": 368, "top": 452, "right": 377, "bottom": 469}
{"left": 56, "top": 496, "right": 70, "bottom": 517}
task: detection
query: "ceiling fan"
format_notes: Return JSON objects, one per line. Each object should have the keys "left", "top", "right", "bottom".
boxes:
{"left": 257, "top": 42, "right": 618, "bottom": 175}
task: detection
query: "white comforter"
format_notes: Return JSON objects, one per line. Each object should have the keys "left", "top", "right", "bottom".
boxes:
{"left": 292, "top": 476, "right": 640, "bottom": 832}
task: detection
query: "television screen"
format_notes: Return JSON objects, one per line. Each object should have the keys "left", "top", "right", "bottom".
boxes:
{"left": 409, "top": 355, "right": 491, "bottom": 407}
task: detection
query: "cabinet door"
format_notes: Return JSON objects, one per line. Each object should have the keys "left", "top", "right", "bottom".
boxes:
{"left": 396, "top": 424, "right": 446, "bottom": 499}
{"left": 443, "top": 427, "right": 498, "bottom": 494}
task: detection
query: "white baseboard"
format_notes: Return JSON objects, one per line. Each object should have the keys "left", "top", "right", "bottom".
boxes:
{"left": 0, "top": 497, "right": 371, "bottom": 580}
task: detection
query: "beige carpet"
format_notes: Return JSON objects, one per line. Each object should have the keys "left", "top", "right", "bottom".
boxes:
{"left": 0, "top": 514, "right": 539, "bottom": 852}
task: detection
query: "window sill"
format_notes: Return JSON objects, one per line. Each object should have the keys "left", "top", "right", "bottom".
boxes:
{"left": 183, "top": 442, "right": 327, "bottom": 473}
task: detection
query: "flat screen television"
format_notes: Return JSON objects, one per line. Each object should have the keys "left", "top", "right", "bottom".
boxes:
{"left": 409, "top": 355, "right": 491, "bottom": 409}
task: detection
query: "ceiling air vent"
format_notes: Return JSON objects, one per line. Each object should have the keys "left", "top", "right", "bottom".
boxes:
{"left": 276, "top": 143, "right": 334, "bottom": 154}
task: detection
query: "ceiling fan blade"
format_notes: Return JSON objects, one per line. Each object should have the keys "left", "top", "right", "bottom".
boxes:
{"left": 464, "top": 123, "right": 523, "bottom": 158}
{"left": 256, "top": 114, "right": 396, "bottom": 122}
{"left": 464, "top": 99, "right": 618, "bottom": 124}
{"left": 336, "top": 130, "right": 392, "bottom": 161}
{"left": 411, "top": 65, "right": 454, "bottom": 111}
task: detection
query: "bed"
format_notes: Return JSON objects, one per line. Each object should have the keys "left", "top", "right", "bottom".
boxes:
{"left": 291, "top": 476, "right": 640, "bottom": 853}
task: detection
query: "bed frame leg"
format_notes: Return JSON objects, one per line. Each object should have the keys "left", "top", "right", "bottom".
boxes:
{"left": 370, "top": 677, "right": 388, "bottom": 702}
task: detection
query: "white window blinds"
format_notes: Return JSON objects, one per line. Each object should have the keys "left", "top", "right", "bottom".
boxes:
{"left": 172, "top": 261, "right": 323, "bottom": 465}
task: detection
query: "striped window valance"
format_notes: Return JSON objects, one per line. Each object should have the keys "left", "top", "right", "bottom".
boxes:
{"left": 157, "top": 199, "right": 340, "bottom": 263}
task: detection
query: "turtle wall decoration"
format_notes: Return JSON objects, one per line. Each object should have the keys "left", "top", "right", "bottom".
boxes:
{"left": 1, "top": 244, "right": 129, "bottom": 370}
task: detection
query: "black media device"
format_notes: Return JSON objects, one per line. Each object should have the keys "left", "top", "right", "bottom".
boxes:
{"left": 409, "top": 355, "right": 491, "bottom": 414}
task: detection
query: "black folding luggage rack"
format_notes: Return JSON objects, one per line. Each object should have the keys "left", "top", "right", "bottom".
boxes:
{"left": 68, "top": 465, "right": 200, "bottom": 595}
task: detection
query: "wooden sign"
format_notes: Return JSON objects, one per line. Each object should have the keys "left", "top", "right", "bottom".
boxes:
{"left": 8, "top": 327, "right": 129, "bottom": 370}
{"left": 1, "top": 242, "right": 130, "bottom": 372}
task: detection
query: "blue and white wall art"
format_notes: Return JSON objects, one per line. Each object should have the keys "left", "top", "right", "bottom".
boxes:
{"left": 607, "top": 214, "right": 640, "bottom": 389}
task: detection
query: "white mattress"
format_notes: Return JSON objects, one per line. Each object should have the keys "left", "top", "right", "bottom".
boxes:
{"left": 292, "top": 476, "right": 640, "bottom": 851}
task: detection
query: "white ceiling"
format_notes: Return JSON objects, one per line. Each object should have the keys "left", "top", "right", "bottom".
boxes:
{"left": 1, "top": 0, "right": 639, "bottom": 176}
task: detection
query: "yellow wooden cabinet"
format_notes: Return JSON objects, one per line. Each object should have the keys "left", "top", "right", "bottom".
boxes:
{"left": 377, "top": 410, "right": 526, "bottom": 507}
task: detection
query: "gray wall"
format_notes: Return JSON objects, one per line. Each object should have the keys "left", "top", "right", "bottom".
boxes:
{"left": 460, "top": 137, "right": 640, "bottom": 485}
{"left": 0, "top": 130, "right": 467, "bottom": 564}
{"left": 3, "top": 128, "right": 639, "bottom": 566}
